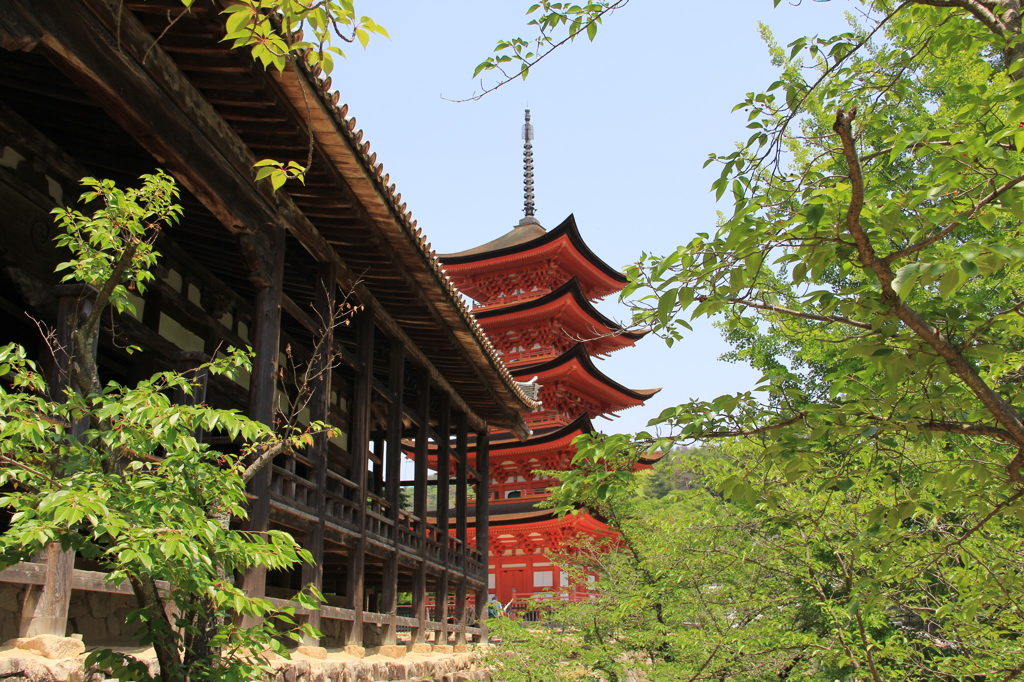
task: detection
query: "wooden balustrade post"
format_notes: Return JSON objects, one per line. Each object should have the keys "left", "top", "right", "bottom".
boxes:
{"left": 381, "top": 344, "right": 405, "bottom": 646}
{"left": 238, "top": 225, "right": 286, "bottom": 628}
{"left": 299, "top": 262, "right": 336, "bottom": 645}
{"left": 343, "top": 308, "right": 374, "bottom": 647}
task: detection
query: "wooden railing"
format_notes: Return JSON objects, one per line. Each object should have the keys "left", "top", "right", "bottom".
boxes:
{"left": 268, "top": 449, "right": 486, "bottom": 582}
{"left": 0, "top": 564, "right": 485, "bottom": 642}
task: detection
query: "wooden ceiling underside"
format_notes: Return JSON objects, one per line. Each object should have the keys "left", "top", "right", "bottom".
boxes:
{"left": 0, "top": 0, "right": 533, "bottom": 431}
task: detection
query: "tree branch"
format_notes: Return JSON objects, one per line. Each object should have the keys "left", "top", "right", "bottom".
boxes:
{"left": 446, "top": 0, "right": 630, "bottom": 103}
{"left": 832, "top": 108, "right": 1024, "bottom": 460}
{"left": 884, "top": 173, "right": 1024, "bottom": 263}
{"left": 0, "top": 454, "right": 59, "bottom": 489}
{"left": 721, "top": 296, "right": 872, "bottom": 330}
{"left": 855, "top": 611, "right": 886, "bottom": 682}
{"left": 946, "top": 488, "right": 1024, "bottom": 549}
{"left": 702, "top": 411, "right": 809, "bottom": 439}
{"left": 910, "top": 0, "right": 1008, "bottom": 37}
{"left": 919, "top": 421, "right": 1015, "bottom": 440}
{"left": 241, "top": 440, "right": 290, "bottom": 483}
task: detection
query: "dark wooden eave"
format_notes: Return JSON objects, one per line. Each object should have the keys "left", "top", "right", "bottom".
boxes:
{"left": 0, "top": 0, "right": 536, "bottom": 438}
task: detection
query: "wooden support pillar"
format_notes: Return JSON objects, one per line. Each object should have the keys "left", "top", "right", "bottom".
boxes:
{"left": 344, "top": 308, "right": 374, "bottom": 646}
{"left": 372, "top": 436, "right": 385, "bottom": 496}
{"left": 299, "top": 262, "right": 336, "bottom": 645}
{"left": 455, "top": 579, "right": 468, "bottom": 647}
{"left": 381, "top": 343, "right": 405, "bottom": 646}
{"left": 434, "top": 395, "right": 451, "bottom": 646}
{"left": 474, "top": 431, "right": 491, "bottom": 643}
{"left": 436, "top": 573, "right": 450, "bottom": 646}
{"left": 454, "top": 412, "right": 469, "bottom": 646}
{"left": 20, "top": 285, "right": 97, "bottom": 638}
{"left": 411, "top": 370, "right": 430, "bottom": 644}
{"left": 239, "top": 224, "right": 286, "bottom": 622}
{"left": 436, "top": 394, "right": 451, "bottom": 538}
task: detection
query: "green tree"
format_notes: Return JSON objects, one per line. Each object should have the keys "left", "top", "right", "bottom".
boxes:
{"left": 499, "top": 437, "right": 1024, "bottom": 681}
{"left": 0, "top": 174, "right": 328, "bottom": 682}
{"left": 536, "top": 1, "right": 1024, "bottom": 680}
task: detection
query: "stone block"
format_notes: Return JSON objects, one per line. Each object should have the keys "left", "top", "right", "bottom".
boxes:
{"left": 343, "top": 645, "right": 365, "bottom": 658}
{"left": 432, "top": 645, "right": 454, "bottom": 654}
{"left": 76, "top": 615, "right": 107, "bottom": 642}
{"left": 13, "top": 634, "right": 86, "bottom": 659}
{"left": 407, "top": 642, "right": 432, "bottom": 654}
{"left": 297, "top": 645, "right": 327, "bottom": 659}
{"left": 373, "top": 644, "right": 406, "bottom": 659}
{"left": 453, "top": 644, "right": 470, "bottom": 653}
{"left": 0, "top": 584, "right": 22, "bottom": 613}
{"left": 85, "top": 591, "right": 111, "bottom": 620}
{"left": 361, "top": 623, "right": 383, "bottom": 647}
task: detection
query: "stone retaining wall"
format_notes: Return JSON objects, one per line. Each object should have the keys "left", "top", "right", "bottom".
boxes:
{"left": 0, "top": 644, "right": 492, "bottom": 682}
{"left": 0, "top": 583, "right": 25, "bottom": 642}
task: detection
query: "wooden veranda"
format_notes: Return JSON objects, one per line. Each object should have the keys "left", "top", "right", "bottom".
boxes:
{"left": 0, "top": 0, "right": 533, "bottom": 649}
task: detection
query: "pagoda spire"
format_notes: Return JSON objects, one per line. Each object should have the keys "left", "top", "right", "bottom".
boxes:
{"left": 521, "top": 109, "right": 537, "bottom": 224}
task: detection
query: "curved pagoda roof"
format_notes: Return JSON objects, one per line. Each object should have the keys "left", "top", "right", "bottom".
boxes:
{"left": 460, "top": 505, "right": 614, "bottom": 537}
{"left": 475, "top": 276, "right": 648, "bottom": 360}
{"left": 417, "top": 415, "right": 598, "bottom": 471}
{"left": 487, "top": 413, "right": 595, "bottom": 453}
{"left": 513, "top": 343, "right": 661, "bottom": 416}
{"left": 439, "top": 215, "right": 628, "bottom": 303}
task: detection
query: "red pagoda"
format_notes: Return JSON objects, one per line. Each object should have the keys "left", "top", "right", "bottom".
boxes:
{"left": 437, "top": 110, "right": 660, "bottom": 605}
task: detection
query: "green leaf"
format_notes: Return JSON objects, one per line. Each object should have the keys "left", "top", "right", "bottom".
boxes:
{"left": 892, "top": 263, "right": 922, "bottom": 299}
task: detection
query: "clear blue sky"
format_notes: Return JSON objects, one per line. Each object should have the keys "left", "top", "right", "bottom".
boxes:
{"left": 334, "top": 0, "right": 856, "bottom": 435}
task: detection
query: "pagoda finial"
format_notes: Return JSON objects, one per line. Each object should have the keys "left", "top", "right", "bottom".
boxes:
{"left": 521, "top": 108, "right": 536, "bottom": 221}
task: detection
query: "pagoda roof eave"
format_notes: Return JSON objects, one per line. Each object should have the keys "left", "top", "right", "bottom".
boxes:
{"left": 475, "top": 276, "right": 648, "bottom": 345}
{"left": 440, "top": 214, "right": 627, "bottom": 288}
{"left": 465, "top": 507, "right": 612, "bottom": 534}
{"left": 487, "top": 413, "right": 596, "bottom": 451}
{"left": 513, "top": 343, "right": 661, "bottom": 405}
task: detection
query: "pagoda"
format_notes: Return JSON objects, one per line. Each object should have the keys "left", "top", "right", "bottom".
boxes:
{"left": 438, "top": 110, "right": 660, "bottom": 605}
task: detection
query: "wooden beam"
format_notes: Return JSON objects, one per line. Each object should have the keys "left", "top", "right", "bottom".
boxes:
{"left": 455, "top": 578, "right": 468, "bottom": 647}
{"left": 435, "top": 572, "right": 449, "bottom": 646}
{"left": 6, "top": 0, "right": 499, "bottom": 436}
{"left": 474, "top": 430, "right": 491, "bottom": 644}
{"left": 411, "top": 370, "right": 430, "bottom": 645}
{"left": 344, "top": 308, "right": 374, "bottom": 646}
{"left": 380, "top": 343, "right": 404, "bottom": 646}
{"left": 454, "top": 412, "right": 469, "bottom": 645}
{"left": 455, "top": 413, "right": 469, "bottom": 550}
{"left": 239, "top": 223, "right": 285, "bottom": 619}
{"left": 435, "top": 393, "right": 451, "bottom": 538}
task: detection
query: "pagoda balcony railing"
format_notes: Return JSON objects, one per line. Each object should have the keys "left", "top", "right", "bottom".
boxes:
{"left": 501, "top": 347, "right": 559, "bottom": 365}
{"left": 523, "top": 411, "right": 575, "bottom": 428}
{"left": 471, "top": 289, "right": 552, "bottom": 311}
